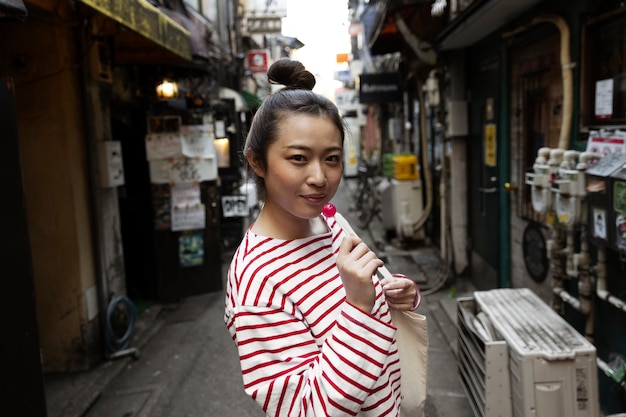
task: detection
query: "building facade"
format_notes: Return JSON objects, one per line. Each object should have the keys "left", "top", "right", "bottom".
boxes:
{"left": 350, "top": 0, "right": 626, "bottom": 413}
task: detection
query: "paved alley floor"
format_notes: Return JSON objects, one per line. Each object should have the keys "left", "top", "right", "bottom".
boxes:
{"left": 45, "top": 178, "right": 476, "bottom": 417}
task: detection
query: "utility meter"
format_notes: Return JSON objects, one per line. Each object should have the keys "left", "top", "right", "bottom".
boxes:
{"left": 609, "top": 164, "right": 626, "bottom": 251}
{"left": 552, "top": 151, "right": 585, "bottom": 226}
{"left": 526, "top": 147, "right": 561, "bottom": 215}
{"left": 586, "top": 153, "right": 626, "bottom": 247}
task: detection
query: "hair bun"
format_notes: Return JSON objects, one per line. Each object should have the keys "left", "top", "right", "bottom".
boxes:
{"left": 267, "top": 59, "right": 316, "bottom": 91}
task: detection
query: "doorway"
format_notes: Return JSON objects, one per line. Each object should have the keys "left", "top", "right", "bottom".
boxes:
{"left": 468, "top": 56, "right": 501, "bottom": 290}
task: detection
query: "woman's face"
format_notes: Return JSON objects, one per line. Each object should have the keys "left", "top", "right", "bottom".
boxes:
{"left": 254, "top": 114, "right": 343, "bottom": 223}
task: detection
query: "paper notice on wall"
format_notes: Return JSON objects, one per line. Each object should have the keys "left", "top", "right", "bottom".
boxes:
{"left": 171, "top": 204, "right": 206, "bottom": 231}
{"left": 178, "top": 231, "right": 204, "bottom": 267}
{"left": 170, "top": 157, "right": 217, "bottom": 183}
{"left": 149, "top": 159, "right": 171, "bottom": 184}
{"left": 586, "top": 129, "right": 626, "bottom": 155}
{"left": 181, "top": 125, "right": 216, "bottom": 159}
{"left": 145, "top": 133, "right": 182, "bottom": 160}
{"left": 595, "top": 78, "right": 614, "bottom": 119}
{"left": 149, "top": 157, "right": 218, "bottom": 184}
{"left": 171, "top": 183, "right": 201, "bottom": 208}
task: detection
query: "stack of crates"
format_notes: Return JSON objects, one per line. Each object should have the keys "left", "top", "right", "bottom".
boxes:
{"left": 393, "top": 154, "right": 419, "bottom": 181}
{"left": 382, "top": 153, "right": 420, "bottom": 180}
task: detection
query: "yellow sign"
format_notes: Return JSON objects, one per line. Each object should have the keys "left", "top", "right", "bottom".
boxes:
{"left": 484, "top": 123, "right": 497, "bottom": 167}
{"left": 79, "top": 0, "right": 192, "bottom": 61}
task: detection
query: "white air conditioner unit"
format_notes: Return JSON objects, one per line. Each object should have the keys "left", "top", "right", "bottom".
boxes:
{"left": 457, "top": 288, "right": 599, "bottom": 417}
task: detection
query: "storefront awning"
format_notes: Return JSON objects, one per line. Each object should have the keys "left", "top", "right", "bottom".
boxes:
{"left": 364, "top": 0, "right": 442, "bottom": 57}
{"left": 436, "top": 0, "right": 544, "bottom": 50}
{"left": 0, "top": 0, "right": 27, "bottom": 21}
{"left": 78, "top": 0, "right": 192, "bottom": 63}
{"left": 219, "top": 87, "right": 248, "bottom": 112}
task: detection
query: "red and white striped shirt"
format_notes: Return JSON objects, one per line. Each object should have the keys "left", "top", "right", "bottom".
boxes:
{"left": 224, "top": 214, "right": 401, "bottom": 416}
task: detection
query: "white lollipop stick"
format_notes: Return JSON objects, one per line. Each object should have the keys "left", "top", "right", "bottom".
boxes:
{"left": 333, "top": 212, "right": 394, "bottom": 282}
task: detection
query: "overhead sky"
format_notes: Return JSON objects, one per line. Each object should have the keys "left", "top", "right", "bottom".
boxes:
{"left": 281, "top": 0, "right": 351, "bottom": 98}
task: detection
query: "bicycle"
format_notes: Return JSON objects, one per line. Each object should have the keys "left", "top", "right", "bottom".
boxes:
{"left": 350, "top": 159, "right": 383, "bottom": 229}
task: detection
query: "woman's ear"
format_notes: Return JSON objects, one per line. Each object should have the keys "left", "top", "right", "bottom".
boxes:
{"left": 247, "top": 153, "right": 265, "bottom": 178}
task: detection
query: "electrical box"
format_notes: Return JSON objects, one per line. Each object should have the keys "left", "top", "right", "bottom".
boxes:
{"left": 585, "top": 153, "right": 626, "bottom": 248}
{"left": 97, "top": 140, "right": 125, "bottom": 188}
{"left": 472, "top": 288, "right": 599, "bottom": 417}
{"left": 609, "top": 164, "right": 626, "bottom": 250}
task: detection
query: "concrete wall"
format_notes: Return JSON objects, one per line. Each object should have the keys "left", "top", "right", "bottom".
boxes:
{"left": 2, "top": 18, "right": 100, "bottom": 372}
{"left": 508, "top": 30, "right": 564, "bottom": 303}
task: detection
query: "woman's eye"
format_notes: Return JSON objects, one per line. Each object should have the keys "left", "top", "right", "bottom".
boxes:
{"left": 290, "top": 154, "right": 306, "bottom": 162}
{"left": 327, "top": 155, "right": 341, "bottom": 162}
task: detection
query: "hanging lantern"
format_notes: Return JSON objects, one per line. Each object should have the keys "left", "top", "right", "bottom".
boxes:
{"left": 155, "top": 79, "right": 179, "bottom": 100}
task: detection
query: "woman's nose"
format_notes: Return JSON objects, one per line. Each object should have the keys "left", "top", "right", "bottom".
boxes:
{"left": 308, "top": 162, "right": 327, "bottom": 186}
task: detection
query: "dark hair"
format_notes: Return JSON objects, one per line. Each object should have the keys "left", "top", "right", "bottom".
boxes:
{"left": 244, "top": 59, "right": 345, "bottom": 197}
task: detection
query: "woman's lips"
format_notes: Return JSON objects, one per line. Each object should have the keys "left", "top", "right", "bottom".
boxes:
{"left": 302, "top": 194, "right": 326, "bottom": 203}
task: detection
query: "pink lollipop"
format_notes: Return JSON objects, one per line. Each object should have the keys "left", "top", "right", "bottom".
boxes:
{"left": 322, "top": 203, "right": 337, "bottom": 217}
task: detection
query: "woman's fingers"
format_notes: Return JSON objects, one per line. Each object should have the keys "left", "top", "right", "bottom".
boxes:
{"left": 337, "top": 236, "right": 383, "bottom": 312}
{"left": 382, "top": 276, "right": 418, "bottom": 311}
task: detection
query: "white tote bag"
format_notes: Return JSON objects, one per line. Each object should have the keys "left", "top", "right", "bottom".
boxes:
{"left": 334, "top": 213, "right": 429, "bottom": 416}
{"left": 390, "top": 308, "right": 428, "bottom": 417}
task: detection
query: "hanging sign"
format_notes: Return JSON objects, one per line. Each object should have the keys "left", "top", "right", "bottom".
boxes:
{"left": 359, "top": 73, "right": 402, "bottom": 103}
{"left": 221, "top": 195, "right": 248, "bottom": 217}
{"left": 247, "top": 49, "right": 270, "bottom": 73}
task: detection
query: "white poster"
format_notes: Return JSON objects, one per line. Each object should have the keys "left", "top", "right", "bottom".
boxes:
{"left": 145, "top": 133, "right": 182, "bottom": 160}
{"left": 149, "top": 159, "right": 171, "bottom": 184}
{"left": 171, "top": 204, "right": 206, "bottom": 231}
{"left": 171, "top": 183, "right": 201, "bottom": 208}
{"left": 149, "top": 157, "right": 217, "bottom": 184}
{"left": 181, "top": 125, "right": 216, "bottom": 159}
{"left": 170, "top": 157, "right": 217, "bottom": 183}
{"left": 595, "top": 78, "right": 614, "bottom": 119}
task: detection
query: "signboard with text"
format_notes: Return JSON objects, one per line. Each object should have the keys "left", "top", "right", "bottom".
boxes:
{"left": 247, "top": 49, "right": 270, "bottom": 73}
{"left": 359, "top": 73, "right": 402, "bottom": 103}
{"left": 248, "top": 0, "right": 287, "bottom": 16}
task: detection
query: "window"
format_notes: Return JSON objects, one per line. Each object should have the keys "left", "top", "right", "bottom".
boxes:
{"left": 582, "top": 9, "right": 626, "bottom": 125}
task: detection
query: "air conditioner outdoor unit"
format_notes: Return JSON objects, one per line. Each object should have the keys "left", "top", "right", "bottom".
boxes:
{"left": 457, "top": 288, "right": 599, "bottom": 417}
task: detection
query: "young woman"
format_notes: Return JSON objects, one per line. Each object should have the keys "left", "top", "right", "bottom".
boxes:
{"left": 224, "top": 59, "right": 420, "bottom": 416}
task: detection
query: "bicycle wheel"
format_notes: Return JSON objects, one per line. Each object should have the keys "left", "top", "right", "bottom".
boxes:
{"left": 355, "top": 177, "right": 376, "bottom": 229}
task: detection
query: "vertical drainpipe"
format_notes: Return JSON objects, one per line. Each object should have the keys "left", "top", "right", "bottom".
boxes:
{"left": 499, "top": 43, "right": 511, "bottom": 288}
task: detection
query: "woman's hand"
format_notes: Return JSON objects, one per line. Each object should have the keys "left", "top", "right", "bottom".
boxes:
{"left": 381, "top": 274, "right": 420, "bottom": 311}
{"left": 336, "top": 236, "right": 384, "bottom": 313}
